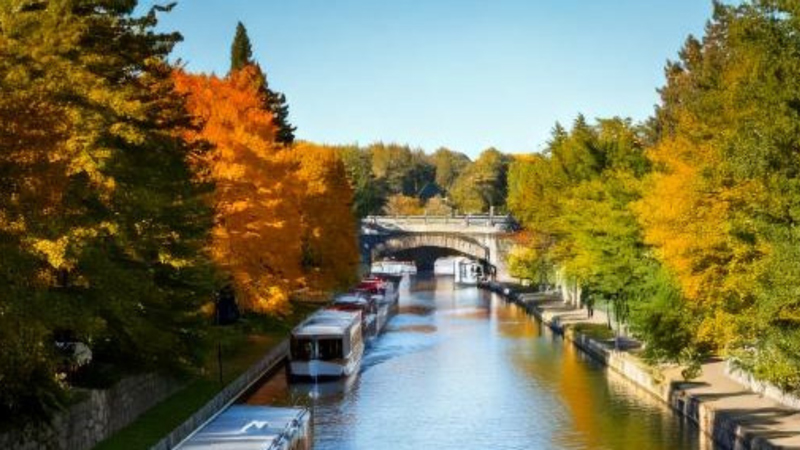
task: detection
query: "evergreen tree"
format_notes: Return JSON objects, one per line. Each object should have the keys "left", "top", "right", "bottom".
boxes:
{"left": 228, "top": 22, "right": 296, "bottom": 145}
{"left": 266, "top": 86, "right": 296, "bottom": 145}
{"left": 230, "top": 21, "right": 253, "bottom": 72}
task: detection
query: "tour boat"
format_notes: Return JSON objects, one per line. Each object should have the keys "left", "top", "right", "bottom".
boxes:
{"left": 357, "top": 277, "right": 399, "bottom": 332}
{"left": 289, "top": 310, "right": 364, "bottom": 380}
{"left": 329, "top": 293, "right": 378, "bottom": 338}
{"left": 453, "top": 257, "right": 485, "bottom": 285}
{"left": 370, "top": 259, "right": 417, "bottom": 275}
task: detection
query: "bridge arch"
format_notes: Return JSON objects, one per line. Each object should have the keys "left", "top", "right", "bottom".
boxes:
{"left": 370, "top": 232, "right": 490, "bottom": 269}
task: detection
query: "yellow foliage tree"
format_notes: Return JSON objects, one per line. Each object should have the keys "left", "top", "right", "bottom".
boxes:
{"left": 383, "top": 194, "right": 424, "bottom": 215}
{"left": 293, "top": 142, "right": 360, "bottom": 292}
{"left": 174, "top": 67, "right": 303, "bottom": 315}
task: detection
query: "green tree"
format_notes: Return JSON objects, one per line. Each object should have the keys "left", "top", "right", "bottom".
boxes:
{"left": 336, "top": 145, "right": 387, "bottom": 217}
{"left": 0, "top": 0, "right": 215, "bottom": 421}
{"left": 230, "top": 21, "right": 253, "bottom": 72}
{"left": 431, "top": 147, "right": 471, "bottom": 193}
{"left": 637, "top": 1, "right": 800, "bottom": 388}
{"left": 450, "top": 148, "right": 509, "bottom": 213}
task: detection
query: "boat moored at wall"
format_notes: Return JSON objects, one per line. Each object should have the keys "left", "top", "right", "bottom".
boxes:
{"left": 453, "top": 257, "right": 485, "bottom": 285}
{"left": 329, "top": 292, "right": 378, "bottom": 338}
{"left": 289, "top": 310, "right": 364, "bottom": 381}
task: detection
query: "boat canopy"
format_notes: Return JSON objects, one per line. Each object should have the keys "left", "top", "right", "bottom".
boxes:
{"left": 292, "top": 310, "right": 360, "bottom": 338}
{"left": 177, "top": 405, "right": 309, "bottom": 450}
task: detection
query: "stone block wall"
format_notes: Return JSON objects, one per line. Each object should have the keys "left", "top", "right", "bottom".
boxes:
{"left": 0, "top": 373, "right": 182, "bottom": 450}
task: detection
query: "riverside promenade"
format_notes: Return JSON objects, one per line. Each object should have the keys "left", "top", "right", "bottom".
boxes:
{"left": 503, "top": 289, "right": 800, "bottom": 450}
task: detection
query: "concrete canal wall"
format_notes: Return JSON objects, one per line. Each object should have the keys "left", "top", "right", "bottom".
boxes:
{"left": 483, "top": 283, "right": 800, "bottom": 450}
{"left": 0, "top": 374, "right": 182, "bottom": 450}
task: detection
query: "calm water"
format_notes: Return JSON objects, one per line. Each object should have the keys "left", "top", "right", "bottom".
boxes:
{"left": 244, "top": 275, "right": 708, "bottom": 450}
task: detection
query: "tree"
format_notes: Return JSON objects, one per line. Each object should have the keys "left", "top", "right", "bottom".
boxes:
{"left": 424, "top": 196, "right": 453, "bottom": 215}
{"left": 369, "top": 143, "right": 435, "bottom": 196}
{"left": 431, "top": 147, "right": 471, "bottom": 193}
{"left": 336, "top": 144, "right": 387, "bottom": 217}
{"left": 636, "top": 1, "right": 800, "bottom": 385}
{"left": 175, "top": 66, "right": 303, "bottom": 315}
{"left": 0, "top": 0, "right": 216, "bottom": 420}
{"left": 507, "top": 116, "right": 657, "bottom": 350}
{"left": 450, "top": 148, "right": 510, "bottom": 213}
{"left": 383, "top": 195, "right": 424, "bottom": 216}
{"left": 293, "top": 143, "right": 360, "bottom": 291}
{"left": 228, "top": 22, "right": 296, "bottom": 145}
{"left": 230, "top": 21, "right": 253, "bottom": 73}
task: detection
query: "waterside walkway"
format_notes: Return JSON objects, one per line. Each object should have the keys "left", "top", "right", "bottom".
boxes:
{"left": 504, "top": 289, "right": 800, "bottom": 450}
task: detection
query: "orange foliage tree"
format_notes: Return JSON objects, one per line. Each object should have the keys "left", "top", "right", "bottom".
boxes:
{"left": 174, "top": 67, "right": 303, "bottom": 315}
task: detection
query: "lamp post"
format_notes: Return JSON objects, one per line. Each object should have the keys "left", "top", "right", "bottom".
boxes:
{"left": 214, "top": 285, "right": 239, "bottom": 386}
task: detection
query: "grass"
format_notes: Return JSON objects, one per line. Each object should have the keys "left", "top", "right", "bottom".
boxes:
{"left": 569, "top": 322, "right": 615, "bottom": 342}
{"left": 92, "top": 301, "right": 320, "bottom": 450}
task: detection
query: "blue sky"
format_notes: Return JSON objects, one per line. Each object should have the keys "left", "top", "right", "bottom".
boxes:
{"left": 141, "top": 1, "right": 713, "bottom": 158}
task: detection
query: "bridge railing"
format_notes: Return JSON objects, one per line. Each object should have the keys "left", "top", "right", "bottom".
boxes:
{"left": 362, "top": 214, "right": 516, "bottom": 230}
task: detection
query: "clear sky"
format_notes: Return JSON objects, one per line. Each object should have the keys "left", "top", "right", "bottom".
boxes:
{"left": 140, "top": 0, "right": 714, "bottom": 158}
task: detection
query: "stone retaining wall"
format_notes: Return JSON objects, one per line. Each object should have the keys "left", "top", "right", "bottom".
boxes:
{"left": 0, "top": 373, "right": 182, "bottom": 450}
{"left": 725, "top": 362, "right": 800, "bottom": 411}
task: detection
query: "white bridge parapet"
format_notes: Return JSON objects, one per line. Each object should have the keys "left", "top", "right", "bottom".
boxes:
{"left": 362, "top": 214, "right": 515, "bottom": 234}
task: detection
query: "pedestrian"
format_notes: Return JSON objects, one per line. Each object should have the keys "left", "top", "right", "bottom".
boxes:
{"left": 587, "top": 296, "right": 595, "bottom": 318}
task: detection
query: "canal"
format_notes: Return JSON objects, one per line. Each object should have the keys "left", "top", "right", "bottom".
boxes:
{"left": 243, "top": 274, "right": 707, "bottom": 449}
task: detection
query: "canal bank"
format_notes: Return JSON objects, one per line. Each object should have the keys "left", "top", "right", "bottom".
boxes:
{"left": 483, "top": 283, "right": 800, "bottom": 450}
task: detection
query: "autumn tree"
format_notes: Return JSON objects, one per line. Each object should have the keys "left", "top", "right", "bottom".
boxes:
{"left": 384, "top": 195, "right": 424, "bottom": 216}
{"left": 424, "top": 196, "right": 453, "bottom": 215}
{"left": 175, "top": 67, "right": 302, "bottom": 315}
{"left": 0, "top": 0, "right": 215, "bottom": 420}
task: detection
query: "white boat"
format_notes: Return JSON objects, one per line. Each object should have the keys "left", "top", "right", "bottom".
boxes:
{"left": 371, "top": 260, "right": 417, "bottom": 275}
{"left": 453, "top": 257, "right": 485, "bottom": 285}
{"left": 356, "top": 277, "right": 400, "bottom": 334}
{"left": 434, "top": 257, "right": 457, "bottom": 275}
{"left": 329, "top": 293, "right": 378, "bottom": 338}
{"left": 177, "top": 405, "right": 310, "bottom": 450}
{"left": 289, "top": 310, "right": 364, "bottom": 380}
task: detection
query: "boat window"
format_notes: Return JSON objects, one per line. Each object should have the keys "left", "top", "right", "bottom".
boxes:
{"left": 291, "top": 338, "right": 314, "bottom": 360}
{"left": 317, "top": 339, "right": 343, "bottom": 360}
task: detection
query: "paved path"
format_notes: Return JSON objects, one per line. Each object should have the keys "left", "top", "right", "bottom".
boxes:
{"left": 515, "top": 291, "right": 800, "bottom": 449}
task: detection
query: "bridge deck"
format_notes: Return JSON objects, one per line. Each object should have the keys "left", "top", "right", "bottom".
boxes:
{"left": 362, "top": 215, "right": 515, "bottom": 234}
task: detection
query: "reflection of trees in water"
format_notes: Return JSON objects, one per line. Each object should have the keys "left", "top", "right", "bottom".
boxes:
{"left": 501, "top": 301, "right": 701, "bottom": 450}
{"left": 398, "top": 305, "right": 435, "bottom": 316}
{"left": 494, "top": 300, "right": 539, "bottom": 339}
{"left": 409, "top": 275, "right": 438, "bottom": 292}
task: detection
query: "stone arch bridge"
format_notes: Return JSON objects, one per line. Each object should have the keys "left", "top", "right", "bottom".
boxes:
{"left": 360, "top": 215, "right": 517, "bottom": 278}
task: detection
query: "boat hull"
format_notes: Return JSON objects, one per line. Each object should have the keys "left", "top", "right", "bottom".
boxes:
{"left": 289, "top": 355, "right": 361, "bottom": 381}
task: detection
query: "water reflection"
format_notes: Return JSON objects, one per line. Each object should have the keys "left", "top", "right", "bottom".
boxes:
{"left": 244, "top": 275, "right": 708, "bottom": 449}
